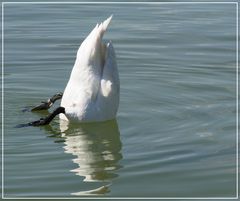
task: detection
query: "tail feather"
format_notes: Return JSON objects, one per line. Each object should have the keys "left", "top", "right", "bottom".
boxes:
{"left": 77, "top": 16, "right": 113, "bottom": 58}
{"left": 99, "top": 15, "right": 113, "bottom": 38}
{"left": 102, "top": 15, "right": 113, "bottom": 32}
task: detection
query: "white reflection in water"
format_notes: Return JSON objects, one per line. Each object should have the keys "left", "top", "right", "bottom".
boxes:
{"left": 59, "top": 119, "right": 122, "bottom": 195}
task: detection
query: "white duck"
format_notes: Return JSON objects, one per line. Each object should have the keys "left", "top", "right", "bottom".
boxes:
{"left": 29, "top": 16, "right": 119, "bottom": 126}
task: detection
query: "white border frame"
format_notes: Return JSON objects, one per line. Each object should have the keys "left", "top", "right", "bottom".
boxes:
{"left": 1, "top": 1, "right": 238, "bottom": 200}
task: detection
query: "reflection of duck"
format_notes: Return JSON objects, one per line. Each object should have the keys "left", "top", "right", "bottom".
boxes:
{"left": 60, "top": 120, "right": 122, "bottom": 195}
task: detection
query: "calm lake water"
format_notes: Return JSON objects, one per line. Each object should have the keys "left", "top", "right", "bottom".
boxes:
{"left": 3, "top": 2, "right": 237, "bottom": 198}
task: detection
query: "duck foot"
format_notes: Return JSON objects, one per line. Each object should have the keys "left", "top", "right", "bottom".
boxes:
{"left": 31, "top": 92, "right": 63, "bottom": 111}
{"left": 28, "top": 107, "right": 65, "bottom": 126}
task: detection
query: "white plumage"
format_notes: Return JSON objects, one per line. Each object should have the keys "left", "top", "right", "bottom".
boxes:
{"left": 60, "top": 16, "right": 119, "bottom": 122}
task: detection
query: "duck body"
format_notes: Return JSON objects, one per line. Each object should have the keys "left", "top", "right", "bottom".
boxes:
{"left": 60, "top": 16, "right": 119, "bottom": 122}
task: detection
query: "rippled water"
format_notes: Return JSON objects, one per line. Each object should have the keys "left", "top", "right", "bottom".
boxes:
{"left": 3, "top": 2, "right": 237, "bottom": 198}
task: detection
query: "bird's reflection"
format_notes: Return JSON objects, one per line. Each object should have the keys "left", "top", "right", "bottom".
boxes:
{"left": 43, "top": 119, "right": 122, "bottom": 196}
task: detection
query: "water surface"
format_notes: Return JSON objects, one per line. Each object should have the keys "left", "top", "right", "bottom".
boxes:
{"left": 3, "top": 2, "right": 237, "bottom": 198}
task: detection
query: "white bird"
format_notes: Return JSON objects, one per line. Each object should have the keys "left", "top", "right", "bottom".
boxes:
{"left": 28, "top": 16, "right": 119, "bottom": 126}
{"left": 60, "top": 16, "right": 119, "bottom": 122}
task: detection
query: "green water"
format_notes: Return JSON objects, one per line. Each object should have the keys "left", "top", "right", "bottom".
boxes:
{"left": 3, "top": 2, "right": 237, "bottom": 198}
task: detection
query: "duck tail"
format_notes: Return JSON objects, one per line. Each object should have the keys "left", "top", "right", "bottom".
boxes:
{"left": 98, "top": 15, "right": 113, "bottom": 38}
